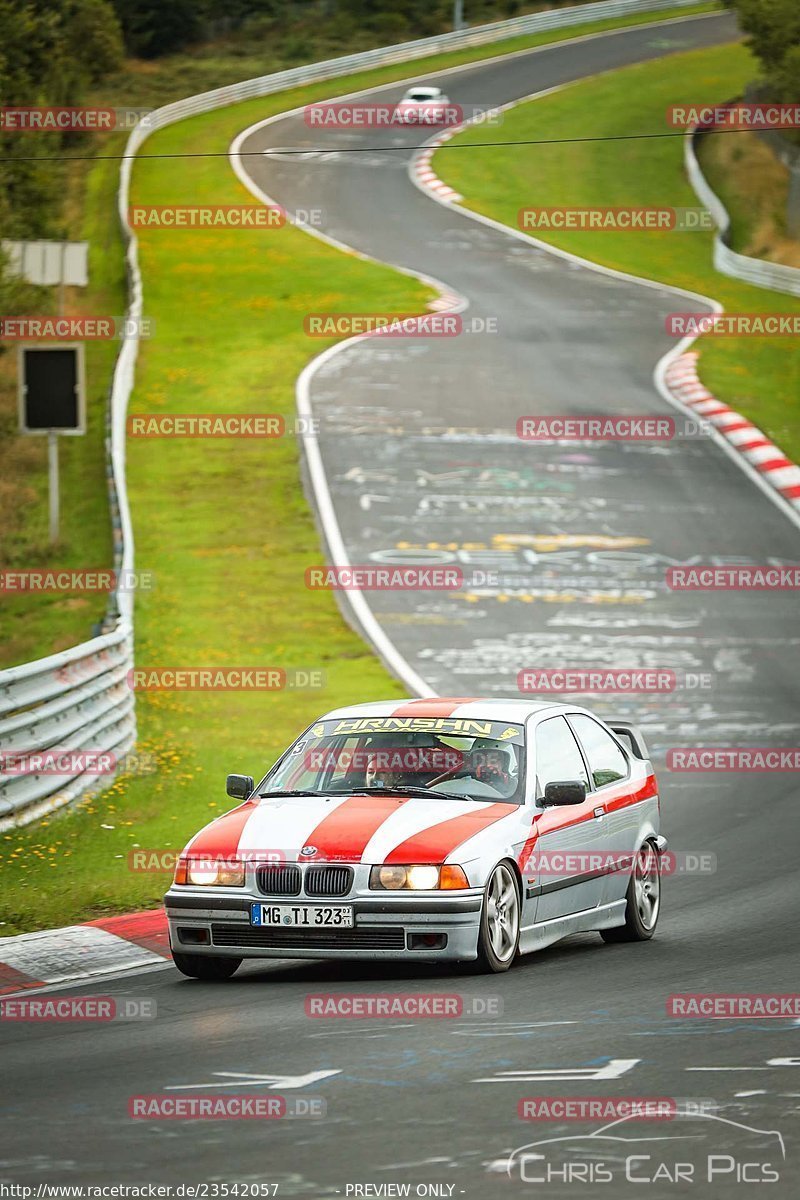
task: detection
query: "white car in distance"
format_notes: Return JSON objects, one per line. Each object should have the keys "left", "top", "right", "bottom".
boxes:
{"left": 394, "top": 85, "right": 455, "bottom": 126}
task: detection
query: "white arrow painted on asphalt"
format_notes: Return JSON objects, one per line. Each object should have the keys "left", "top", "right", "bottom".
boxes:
{"left": 166, "top": 1069, "right": 341, "bottom": 1091}
{"left": 453, "top": 1021, "right": 577, "bottom": 1038}
{"left": 687, "top": 1059, "right": 800, "bottom": 1072}
{"left": 473, "top": 1058, "right": 639, "bottom": 1082}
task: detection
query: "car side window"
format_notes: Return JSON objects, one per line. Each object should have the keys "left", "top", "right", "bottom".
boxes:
{"left": 534, "top": 717, "right": 589, "bottom": 799}
{"left": 569, "top": 715, "right": 629, "bottom": 789}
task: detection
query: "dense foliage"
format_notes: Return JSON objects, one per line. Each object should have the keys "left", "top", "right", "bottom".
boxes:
{"left": 0, "top": 1, "right": 123, "bottom": 310}
{"left": 724, "top": 0, "right": 800, "bottom": 102}
{"left": 110, "top": 1, "right": 538, "bottom": 59}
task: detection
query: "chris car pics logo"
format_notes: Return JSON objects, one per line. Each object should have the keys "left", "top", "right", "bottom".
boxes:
{"left": 502, "top": 1112, "right": 785, "bottom": 1185}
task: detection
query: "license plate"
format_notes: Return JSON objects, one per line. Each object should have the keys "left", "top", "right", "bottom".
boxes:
{"left": 250, "top": 903, "right": 354, "bottom": 928}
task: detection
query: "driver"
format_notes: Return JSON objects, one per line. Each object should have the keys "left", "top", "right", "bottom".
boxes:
{"left": 428, "top": 741, "right": 517, "bottom": 798}
{"left": 364, "top": 753, "right": 405, "bottom": 791}
{"left": 473, "top": 747, "right": 512, "bottom": 793}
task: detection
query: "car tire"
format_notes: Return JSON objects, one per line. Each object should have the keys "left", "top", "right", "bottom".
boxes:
{"left": 172, "top": 951, "right": 242, "bottom": 980}
{"left": 601, "top": 840, "right": 661, "bottom": 943}
{"left": 475, "top": 862, "right": 521, "bottom": 973}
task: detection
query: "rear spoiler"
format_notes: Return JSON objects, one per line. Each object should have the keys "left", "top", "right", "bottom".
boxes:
{"left": 607, "top": 720, "right": 650, "bottom": 761}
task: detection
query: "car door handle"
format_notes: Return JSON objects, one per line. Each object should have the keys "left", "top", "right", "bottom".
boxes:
{"left": 593, "top": 806, "right": 605, "bottom": 819}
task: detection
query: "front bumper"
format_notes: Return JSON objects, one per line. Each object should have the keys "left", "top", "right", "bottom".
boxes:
{"left": 395, "top": 112, "right": 440, "bottom": 126}
{"left": 164, "top": 887, "right": 483, "bottom": 962}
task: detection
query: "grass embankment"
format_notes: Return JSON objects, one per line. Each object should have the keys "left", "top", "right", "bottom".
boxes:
{"left": 0, "top": 149, "right": 126, "bottom": 664}
{"left": 1, "top": 4, "right": 723, "bottom": 933}
{"left": 697, "top": 131, "right": 800, "bottom": 270}
{"left": 436, "top": 41, "right": 800, "bottom": 462}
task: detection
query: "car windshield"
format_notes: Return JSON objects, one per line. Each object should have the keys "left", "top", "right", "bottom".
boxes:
{"left": 405, "top": 89, "right": 438, "bottom": 101}
{"left": 259, "top": 717, "right": 526, "bottom": 803}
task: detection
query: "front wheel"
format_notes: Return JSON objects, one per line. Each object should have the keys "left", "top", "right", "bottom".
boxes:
{"left": 601, "top": 840, "right": 661, "bottom": 943}
{"left": 476, "top": 862, "right": 521, "bottom": 973}
{"left": 172, "top": 951, "right": 242, "bottom": 980}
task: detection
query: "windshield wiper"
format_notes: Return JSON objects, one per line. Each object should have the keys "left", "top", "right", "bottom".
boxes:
{"left": 258, "top": 786, "right": 497, "bottom": 803}
{"left": 347, "top": 785, "right": 481, "bottom": 803}
{"left": 257, "top": 789, "right": 334, "bottom": 798}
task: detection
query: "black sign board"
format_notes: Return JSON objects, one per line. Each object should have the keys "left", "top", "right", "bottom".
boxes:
{"left": 18, "top": 343, "right": 86, "bottom": 434}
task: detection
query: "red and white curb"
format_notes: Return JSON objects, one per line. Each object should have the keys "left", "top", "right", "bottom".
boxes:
{"left": 665, "top": 351, "right": 800, "bottom": 510}
{"left": 411, "top": 126, "right": 463, "bottom": 204}
{"left": 428, "top": 289, "right": 462, "bottom": 312}
{"left": 0, "top": 909, "right": 170, "bottom": 996}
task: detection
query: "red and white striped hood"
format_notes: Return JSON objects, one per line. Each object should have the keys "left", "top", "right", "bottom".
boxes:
{"left": 183, "top": 791, "right": 519, "bottom": 866}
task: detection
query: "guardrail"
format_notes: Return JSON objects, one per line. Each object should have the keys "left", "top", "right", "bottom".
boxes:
{"left": 0, "top": 627, "right": 135, "bottom": 829}
{"left": 685, "top": 126, "right": 800, "bottom": 298}
{"left": 120, "top": 0, "right": 707, "bottom": 150}
{"left": 0, "top": 0, "right": 704, "bottom": 827}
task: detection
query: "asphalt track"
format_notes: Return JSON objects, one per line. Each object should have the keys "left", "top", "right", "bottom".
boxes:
{"left": 3, "top": 12, "right": 800, "bottom": 1198}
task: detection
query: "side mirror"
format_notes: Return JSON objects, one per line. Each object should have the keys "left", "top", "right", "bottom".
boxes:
{"left": 226, "top": 773, "right": 254, "bottom": 800}
{"left": 542, "top": 780, "right": 586, "bottom": 807}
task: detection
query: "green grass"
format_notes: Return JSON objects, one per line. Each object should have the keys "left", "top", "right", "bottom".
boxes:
{"left": 0, "top": 146, "right": 126, "bottom": 665}
{"left": 435, "top": 41, "right": 800, "bottom": 461}
{"left": 0, "top": 3, "right": 725, "bottom": 934}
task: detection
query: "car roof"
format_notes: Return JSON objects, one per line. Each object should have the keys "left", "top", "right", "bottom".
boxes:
{"left": 318, "top": 697, "right": 576, "bottom": 725}
{"left": 403, "top": 86, "right": 442, "bottom": 96}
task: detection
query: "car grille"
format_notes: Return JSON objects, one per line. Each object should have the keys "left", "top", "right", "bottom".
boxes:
{"left": 304, "top": 864, "right": 353, "bottom": 897}
{"left": 211, "top": 924, "right": 405, "bottom": 951}
{"left": 255, "top": 864, "right": 301, "bottom": 896}
{"left": 254, "top": 863, "right": 354, "bottom": 897}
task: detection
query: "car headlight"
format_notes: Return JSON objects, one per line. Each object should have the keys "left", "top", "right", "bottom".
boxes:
{"left": 173, "top": 858, "right": 245, "bottom": 887}
{"left": 369, "top": 864, "right": 469, "bottom": 890}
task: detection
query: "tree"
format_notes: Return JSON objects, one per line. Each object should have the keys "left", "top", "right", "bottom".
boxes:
{"left": 0, "top": 0, "right": 124, "bottom": 297}
{"left": 724, "top": 0, "right": 800, "bottom": 100}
